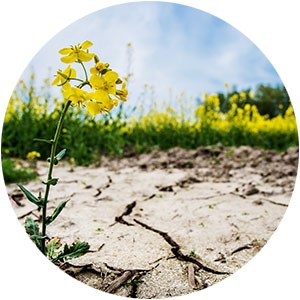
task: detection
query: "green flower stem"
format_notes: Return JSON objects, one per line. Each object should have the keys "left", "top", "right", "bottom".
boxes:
{"left": 41, "top": 100, "right": 72, "bottom": 254}
{"left": 68, "top": 77, "right": 84, "bottom": 83}
{"left": 79, "top": 60, "right": 89, "bottom": 82}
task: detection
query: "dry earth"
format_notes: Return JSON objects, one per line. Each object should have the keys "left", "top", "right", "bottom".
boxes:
{"left": 7, "top": 145, "right": 298, "bottom": 298}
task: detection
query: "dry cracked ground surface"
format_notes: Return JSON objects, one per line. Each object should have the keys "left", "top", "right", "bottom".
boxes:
{"left": 7, "top": 145, "right": 299, "bottom": 298}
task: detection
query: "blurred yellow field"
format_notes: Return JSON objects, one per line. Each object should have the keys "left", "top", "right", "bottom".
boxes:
{"left": 2, "top": 76, "right": 298, "bottom": 168}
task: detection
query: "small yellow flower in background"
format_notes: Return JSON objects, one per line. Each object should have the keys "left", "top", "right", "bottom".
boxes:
{"left": 26, "top": 151, "right": 41, "bottom": 160}
{"left": 59, "top": 40, "right": 95, "bottom": 63}
{"left": 52, "top": 65, "right": 76, "bottom": 86}
{"left": 249, "top": 91, "right": 255, "bottom": 99}
{"left": 240, "top": 91, "right": 247, "bottom": 101}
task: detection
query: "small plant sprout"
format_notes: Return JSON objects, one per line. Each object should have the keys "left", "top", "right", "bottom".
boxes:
{"left": 18, "top": 40, "right": 128, "bottom": 263}
{"left": 189, "top": 249, "right": 196, "bottom": 257}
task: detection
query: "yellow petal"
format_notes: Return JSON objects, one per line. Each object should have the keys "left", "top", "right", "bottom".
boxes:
{"left": 78, "top": 52, "right": 94, "bottom": 62}
{"left": 90, "top": 66, "right": 97, "bottom": 75}
{"left": 52, "top": 75, "right": 60, "bottom": 86}
{"left": 59, "top": 47, "right": 73, "bottom": 54}
{"left": 64, "top": 65, "right": 76, "bottom": 78}
{"left": 104, "top": 71, "right": 119, "bottom": 83}
{"left": 92, "top": 89, "right": 109, "bottom": 101}
{"left": 91, "top": 91, "right": 114, "bottom": 111}
{"left": 108, "top": 85, "right": 117, "bottom": 95}
{"left": 86, "top": 101, "right": 104, "bottom": 118}
{"left": 61, "top": 53, "right": 77, "bottom": 63}
{"left": 62, "top": 84, "right": 73, "bottom": 100}
{"left": 81, "top": 40, "right": 93, "bottom": 50}
{"left": 90, "top": 74, "right": 104, "bottom": 89}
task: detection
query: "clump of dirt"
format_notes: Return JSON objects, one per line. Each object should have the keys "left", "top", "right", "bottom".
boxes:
{"left": 7, "top": 145, "right": 298, "bottom": 298}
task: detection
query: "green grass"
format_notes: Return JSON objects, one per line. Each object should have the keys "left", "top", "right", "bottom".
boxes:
{"left": 2, "top": 158, "right": 37, "bottom": 184}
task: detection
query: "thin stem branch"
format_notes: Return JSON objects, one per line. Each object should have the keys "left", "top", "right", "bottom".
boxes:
{"left": 69, "top": 77, "right": 84, "bottom": 83}
{"left": 41, "top": 100, "right": 72, "bottom": 254}
{"left": 79, "top": 60, "right": 89, "bottom": 82}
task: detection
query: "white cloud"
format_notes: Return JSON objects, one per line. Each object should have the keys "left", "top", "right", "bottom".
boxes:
{"left": 21, "top": 2, "right": 282, "bottom": 108}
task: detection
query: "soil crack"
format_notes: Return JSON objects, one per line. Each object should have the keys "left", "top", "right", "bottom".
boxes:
{"left": 104, "top": 263, "right": 159, "bottom": 295}
{"left": 93, "top": 175, "right": 113, "bottom": 197}
{"left": 260, "top": 197, "right": 288, "bottom": 207}
{"left": 114, "top": 201, "right": 137, "bottom": 226}
{"left": 134, "top": 218, "right": 229, "bottom": 275}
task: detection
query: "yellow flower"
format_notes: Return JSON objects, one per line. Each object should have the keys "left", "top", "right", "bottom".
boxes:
{"left": 90, "top": 71, "right": 119, "bottom": 95}
{"left": 86, "top": 101, "right": 108, "bottom": 118}
{"left": 90, "top": 61, "right": 109, "bottom": 75}
{"left": 52, "top": 65, "right": 76, "bottom": 86}
{"left": 51, "top": 41, "right": 128, "bottom": 118}
{"left": 116, "top": 82, "right": 128, "bottom": 101}
{"left": 62, "top": 83, "right": 89, "bottom": 106}
{"left": 26, "top": 151, "right": 41, "bottom": 160}
{"left": 59, "top": 40, "right": 94, "bottom": 63}
{"left": 86, "top": 84, "right": 121, "bottom": 118}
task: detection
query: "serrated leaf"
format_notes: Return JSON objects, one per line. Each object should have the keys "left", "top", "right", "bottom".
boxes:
{"left": 25, "top": 217, "right": 40, "bottom": 236}
{"left": 46, "top": 200, "right": 69, "bottom": 225}
{"left": 18, "top": 184, "right": 44, "bottom": 208}
{"left": 63, "top": 242, "right": 90, "bottom": 260}
{"left": 25, "top": 217, "right": 43, "bottom": 250}
{"left": 55, "top": 149, "right": 67, "bottom": 161}
{"left": 52, "top": 241, "right": 90, "bottom": 263}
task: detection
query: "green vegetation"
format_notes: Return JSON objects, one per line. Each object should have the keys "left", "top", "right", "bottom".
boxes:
{"left": 2, "top": 158, "right": 37, "bottom": 184}
{"left": 1, "top": 77, "right": 298, "bottom": 167}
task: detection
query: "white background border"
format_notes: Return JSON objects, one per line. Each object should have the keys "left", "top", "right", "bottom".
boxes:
{"left": 0, "top": 1, "right": 299, "bottom": 299}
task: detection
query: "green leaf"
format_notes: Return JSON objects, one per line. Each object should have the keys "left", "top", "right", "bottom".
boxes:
{"left": 25, "top": 217, "right": 40, "bottom": 236}
{"left": 42, "top": 178, "right": 59, "bottom": 186}
{"left": 52, "top": 241, "right": 90, "bottom": 263}
{"left": 55, "top": 149, "right": 67, "bottom": 161}
{"left": 33, "top": 138, "right": 54, "bottom": 144}
{"left": 30, "top": 234, "right": 47, "bottom": 240}
{"left": 24, "top": 217, "right": 43, "bottom": 250}
{"left": 18, "top": 184, "right": 44, "bottom": 208}
{"left": 46, "top": 200, "right": 69, "bottom": 225}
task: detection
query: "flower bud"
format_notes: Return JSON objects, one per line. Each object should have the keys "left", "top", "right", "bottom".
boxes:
{"left": 94, "top": 55, "right": 100, "bottom": 64}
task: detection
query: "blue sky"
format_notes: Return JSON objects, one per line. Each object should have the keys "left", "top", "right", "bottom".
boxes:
{"left": 21, "top": 1, "right": 282, "bottom": 106}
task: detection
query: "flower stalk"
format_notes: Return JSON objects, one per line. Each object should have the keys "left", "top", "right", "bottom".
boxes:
{"left": 40, "top": 100, "right": 71, "bottom": 254}
{"left": 18, "top": 40, "right": 128, "bottom": 263}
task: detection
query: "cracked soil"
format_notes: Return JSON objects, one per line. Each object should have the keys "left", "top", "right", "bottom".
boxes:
{"left": 7, "top": 145, "right": 298, "bottom": 298}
